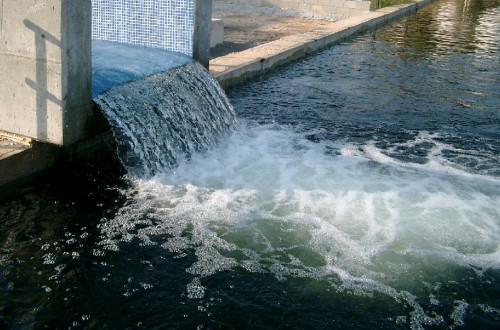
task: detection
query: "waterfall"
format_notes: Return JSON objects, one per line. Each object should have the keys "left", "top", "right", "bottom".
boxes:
{"left": 94, "top": 61, "right": 237, "bottom": 177}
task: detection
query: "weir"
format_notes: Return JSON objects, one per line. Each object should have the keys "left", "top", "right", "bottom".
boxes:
{"left": 90, "top": 1, "right": 233, "bottom": 177}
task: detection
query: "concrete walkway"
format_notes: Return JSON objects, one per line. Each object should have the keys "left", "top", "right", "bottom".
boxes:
{"left": 210, "top": 0, "right": 433, "bottom": 88}
{"left": 0, "top": 132, "right": 59, "bottom": 193}
{"left": 0, "top": 133, "right": 31, "bottom": 160}
{"left": 1, "top": 0, "right": 434, "bottom": 195}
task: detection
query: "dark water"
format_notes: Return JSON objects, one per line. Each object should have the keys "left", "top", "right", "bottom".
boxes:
{"left": 229, "top": 0, "right": 499, "bottom": 178}
{"left": 1, "top": 0, "right": 499, "bottom": 329}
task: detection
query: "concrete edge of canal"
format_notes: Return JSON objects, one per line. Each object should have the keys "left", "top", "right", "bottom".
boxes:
{"left": 0, "top": 0, "right": 435, "bottom": 196}
{"left": 210, "top": 0, "right": 435, "bottom": 88}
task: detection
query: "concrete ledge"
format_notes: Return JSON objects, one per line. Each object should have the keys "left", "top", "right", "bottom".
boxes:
{"left": 211, "top": 0, "right": 434, "bottom": 88}
{"left": 0, "top": 132, "right": 31, "bottom": 159}
{"left": 0, "top": 138, "right": 60, "bottom": 195}
{"left": 0, "top": 132, "right": 115, "bottom": 196}
{"left": 0, "top": 102, "right": 110, "bottom": 195}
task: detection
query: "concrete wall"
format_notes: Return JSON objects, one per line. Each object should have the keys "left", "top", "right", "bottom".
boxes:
{"left": 0, "top": 0, "right": 93, "bottom": 146}
{"left": 216, "top": 0, "right": 372, "bottom": 17}
{"left": 211, "top": 19, "right": 224, "bottom": 47}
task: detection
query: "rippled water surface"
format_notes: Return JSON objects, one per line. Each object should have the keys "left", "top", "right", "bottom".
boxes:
{"left": 1, "top": 0, "right": 499, "bottom": 328}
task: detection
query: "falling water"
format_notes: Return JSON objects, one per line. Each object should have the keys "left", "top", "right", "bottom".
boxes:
{"left": 94, "top": 61, "right": 237, "bottom": 177}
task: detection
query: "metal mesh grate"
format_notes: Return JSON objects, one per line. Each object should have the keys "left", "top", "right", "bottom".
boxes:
{"left": 92, "top": 0, "right": 194, "bottom": 57}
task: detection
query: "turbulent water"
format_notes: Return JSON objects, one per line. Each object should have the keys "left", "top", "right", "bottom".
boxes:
{"left": 1, "top": 0, "right": 499, "bottom": 329}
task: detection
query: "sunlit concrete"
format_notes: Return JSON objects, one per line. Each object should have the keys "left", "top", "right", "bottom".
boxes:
{"left": 0, "top": 0, "right": 93, "bottom": 146}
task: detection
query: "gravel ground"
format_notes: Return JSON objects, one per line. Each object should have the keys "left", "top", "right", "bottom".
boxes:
{"left": 211, "top": 3, "right": 344, "bottom": 58}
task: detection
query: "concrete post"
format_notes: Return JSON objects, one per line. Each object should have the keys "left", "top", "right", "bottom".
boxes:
{"left": 193, "top": 0, "right": 212, "bottom": 69}
{"left": 0, "top": 0, "right": 92, "bottom": 146}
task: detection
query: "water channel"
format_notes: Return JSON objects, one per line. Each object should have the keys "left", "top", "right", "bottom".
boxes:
{"left": 1, "top": 0, "right": 499, "bottom": 328}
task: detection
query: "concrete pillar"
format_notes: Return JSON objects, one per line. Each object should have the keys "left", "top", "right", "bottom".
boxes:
{"left": 0, "top": 0, "right": 93, "bottom": 146}
{"left": 193, "top": 0, "right": 212, "bottom": 69}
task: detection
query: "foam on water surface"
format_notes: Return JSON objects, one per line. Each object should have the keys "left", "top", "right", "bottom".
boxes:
{"left": 97, "top": 122, "right": 500, "bottom": 328}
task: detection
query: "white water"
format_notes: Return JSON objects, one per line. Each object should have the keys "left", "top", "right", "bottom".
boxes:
{"left": 98, "top": 121, "right": 500, "bottom": 327}
{"left": 95, "top": 62, "right": 237, "bottom": 176}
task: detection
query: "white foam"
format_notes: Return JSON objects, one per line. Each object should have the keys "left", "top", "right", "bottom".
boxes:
{"left": 99, "top": 122, "right": 499, "bottom": 328}
{"left": 186, "top": 277, "right": 206, "bottom": 299}
{"left": 341, "top": 131, "right": 500, "bottom": 180}
{"left": 450, "top": 300, "right": 469, "bottom": 326}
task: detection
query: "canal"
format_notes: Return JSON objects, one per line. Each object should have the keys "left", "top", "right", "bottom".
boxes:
{"left": 1, "top": 0, "right": 499, "bottom": 328}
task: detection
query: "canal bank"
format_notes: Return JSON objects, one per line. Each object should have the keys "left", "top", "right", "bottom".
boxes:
{"left": 0, "top": 0, "right": 435, "bottom": 195}
{"left": 210, "top": 0, "right": 434, "bottom": 88}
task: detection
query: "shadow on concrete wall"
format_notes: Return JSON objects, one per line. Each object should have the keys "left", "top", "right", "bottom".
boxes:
{"left": 23, "top": 20, "right": 63, "bottom": 142}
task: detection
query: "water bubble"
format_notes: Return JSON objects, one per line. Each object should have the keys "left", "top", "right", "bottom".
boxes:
{"left": 66, "top": 238, "right": 78, "bottom": 245}
{"left": 187, "top": 277, "right": 205, "bottom": 299}
{"left": 450, "top": 300, "right": 469, "bottom": 327}
{"left": 395, "top": 315, "right": 407, "bottom": 325}
{"left": 42, "top": 253, "right": 56, "bottom": 265}
{"left": 477, "top": 304, "right": 500, "bottom": 315}
{"left": 140, "top": 283, "right": 153, "bottom": 290}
